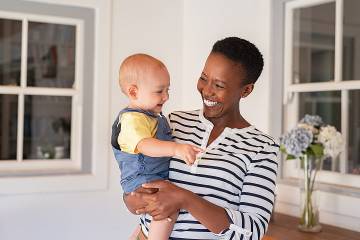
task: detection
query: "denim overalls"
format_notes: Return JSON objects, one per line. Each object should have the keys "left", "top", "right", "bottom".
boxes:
{"left": 111, "top": 108, "right": 172, "bottom": 193}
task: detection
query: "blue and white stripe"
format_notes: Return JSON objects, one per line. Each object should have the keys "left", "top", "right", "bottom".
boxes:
{"left": 140, "top": 109, "right": 279, "bottom": 240}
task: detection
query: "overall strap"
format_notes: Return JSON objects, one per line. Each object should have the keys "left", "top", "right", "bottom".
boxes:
{"left": 120, "top": 107, "right": 158, "bottom": 118}
{"left": 111, "top": 108, "right": 159, "bottom": 150}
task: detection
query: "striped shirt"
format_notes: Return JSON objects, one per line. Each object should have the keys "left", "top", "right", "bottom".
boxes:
{"left": 140, "top": 109, "right": 279, "bottom": 240}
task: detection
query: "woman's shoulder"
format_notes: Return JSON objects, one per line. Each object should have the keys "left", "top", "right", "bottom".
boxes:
{"left": 169, "top": 109, "right": 200, "bottom": 117}
{"left": 230, "top": 126, "right": 280, "bottom": 149}
{"left": 168, "top": 109, "right": 201, "bottom": 123}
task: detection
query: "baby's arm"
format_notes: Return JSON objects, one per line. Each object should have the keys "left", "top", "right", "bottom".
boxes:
{"left": 137, "top": 138, "right": 202, "bottom": 165}
{"left": 118, "top": 112, "right": 202, "bottom": 164}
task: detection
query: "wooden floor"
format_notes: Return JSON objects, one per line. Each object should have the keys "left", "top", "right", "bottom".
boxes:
{"left": 265, "top": 213, "right": 360, "bottom": 240}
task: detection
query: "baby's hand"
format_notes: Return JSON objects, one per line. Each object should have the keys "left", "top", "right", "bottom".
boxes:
{"left": 174, "top": 143, "right": 203, "bottom": 165}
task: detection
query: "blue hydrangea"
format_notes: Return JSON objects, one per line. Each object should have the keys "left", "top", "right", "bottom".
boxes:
{"left": 280, "top": 127, "right": 313, "bottom": 157}
{"left": 299, "top": 114, "right": 323, "bottom": 127}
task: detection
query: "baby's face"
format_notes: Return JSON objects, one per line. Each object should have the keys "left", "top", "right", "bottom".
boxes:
{"left": 135, "top": 66, "right": 170, "bottom": 114}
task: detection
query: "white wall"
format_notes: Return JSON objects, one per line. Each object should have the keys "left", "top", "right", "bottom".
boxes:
{"left": 110, "top": 0, "right": 184, "bottom": 116}
{"left": 0, "top": 191, "right": 127, "bottom": 240}
{"left": 275, "top": 182, "right": 360, "bottom": 231}
{"left": 182, "top": 0, "right": 272, "bottom": 133}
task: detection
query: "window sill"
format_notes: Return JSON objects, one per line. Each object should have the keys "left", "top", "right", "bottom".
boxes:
{"left": 0, "top": 172, "right": 108, "bottom": 194}
{"left": 278, "top": 177, "right": 360, "bottom": 198}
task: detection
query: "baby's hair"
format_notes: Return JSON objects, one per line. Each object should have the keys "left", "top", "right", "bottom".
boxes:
{"left": 118, "top": 53, "right": 166, "bottom": 94}
{"left": 211, "top": 37, "right": 264, "bottom": 85}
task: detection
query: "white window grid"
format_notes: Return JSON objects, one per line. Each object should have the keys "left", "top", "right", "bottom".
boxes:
{"left": 0, "top": 10, "right": 84, "bottom": 172}
{"left": 283, "top": 0, "right": 360, "bottom": 188}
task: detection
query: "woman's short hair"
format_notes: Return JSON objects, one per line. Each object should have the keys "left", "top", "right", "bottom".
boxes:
{"left": 211, "top": 37, "right": 264, "bottom": 85}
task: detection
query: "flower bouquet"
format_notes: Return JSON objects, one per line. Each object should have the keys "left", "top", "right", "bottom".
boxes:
{"left": 280, "top": 114, "right": 344, "bottom": 232}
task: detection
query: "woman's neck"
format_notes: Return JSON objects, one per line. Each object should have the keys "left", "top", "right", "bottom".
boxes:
{"left": 205, "top": 114, "right": 250, "bottom": 147}
{"left": 207, "top": 112, "right": 251, "bottom": 130}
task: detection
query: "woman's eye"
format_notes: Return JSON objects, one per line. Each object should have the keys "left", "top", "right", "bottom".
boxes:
{"left": 215, "top": 84, "right": 225, "bottom": 89}
{"left": 199, "top": 76, "right": 207, "bottom": 81}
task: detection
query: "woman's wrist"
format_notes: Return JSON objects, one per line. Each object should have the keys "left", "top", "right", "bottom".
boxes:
{"left": 178, "top": 187, "right": 193, "bottom": 210}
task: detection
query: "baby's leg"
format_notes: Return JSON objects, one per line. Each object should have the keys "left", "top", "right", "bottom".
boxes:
{"left": 128, "top": 225, "right": 140, "bottom": 240}
{"left": 148, "top": 211, "right": 178, "bottom": 240}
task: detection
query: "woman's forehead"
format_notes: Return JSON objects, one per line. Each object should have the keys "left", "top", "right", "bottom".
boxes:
{"left": 203, "top": 53, "right": 246, "bottom": 82}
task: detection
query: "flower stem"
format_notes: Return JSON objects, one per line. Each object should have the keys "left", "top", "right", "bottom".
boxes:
{"left": 300, "top": 154, "right": 318, "bottom": 228}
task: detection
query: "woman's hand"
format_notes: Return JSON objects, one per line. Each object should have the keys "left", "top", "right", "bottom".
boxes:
{"left": 128, "top": 180, "right": 231, "bottom": 234}
{"left": 133, "top": 180, "right": 189, "bottom": 221}
{"left": 123, "top": 187, "right": 156, "bottom": 214}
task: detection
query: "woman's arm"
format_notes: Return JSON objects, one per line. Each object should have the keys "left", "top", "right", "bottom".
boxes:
{"left": 124, "top": 179, "right": 231, "bottom": 233}
{"left": 136, "top": 142, "right": 279, "bottom": 239}
{"left": 222, "top": 143, "right": 280, "bottom": 239}
{"left": 134, "top": 180, "right": 231, "bottom": 234}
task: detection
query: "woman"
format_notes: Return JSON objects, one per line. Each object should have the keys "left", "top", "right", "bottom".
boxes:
{"left": 124, "top": 37, "right": 279, "bottom": 240}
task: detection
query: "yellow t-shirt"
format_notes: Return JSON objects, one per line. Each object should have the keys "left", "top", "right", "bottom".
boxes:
{"left": 118, "top": 112, "right": 158, "bottom": 154}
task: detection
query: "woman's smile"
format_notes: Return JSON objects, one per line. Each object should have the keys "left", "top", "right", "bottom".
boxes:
{"left": 203, "top": 98, "right": 220, "bottom": 107}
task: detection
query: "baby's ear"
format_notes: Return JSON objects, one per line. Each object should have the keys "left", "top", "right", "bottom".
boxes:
{"left": 128, "top": 85, "right": 138, "bottom": 99}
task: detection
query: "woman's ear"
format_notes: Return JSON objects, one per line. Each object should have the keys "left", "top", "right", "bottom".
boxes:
{"left": 127, "top": 85, "right": 138, "bottom": 100}
{"left": 240, "top": 83, "right": 254, "bottom": 98}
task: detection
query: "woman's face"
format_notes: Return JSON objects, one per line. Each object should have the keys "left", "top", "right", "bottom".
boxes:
{"left": 197, "top": 52, "right": 250, "bottom": 120}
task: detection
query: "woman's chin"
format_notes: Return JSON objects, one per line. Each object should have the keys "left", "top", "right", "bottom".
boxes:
{"left": 203, "top": 106, "right": 222, "bottom": 118}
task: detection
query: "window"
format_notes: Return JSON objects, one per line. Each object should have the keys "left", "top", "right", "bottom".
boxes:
{"left": 283, "top": 0, "right": 360, "bottom": 188}
{"left": 0, "top": 0, "right": 111, "bottom": 195}
{"left": 0, "top": 11, "right": 83, "bottom": 174}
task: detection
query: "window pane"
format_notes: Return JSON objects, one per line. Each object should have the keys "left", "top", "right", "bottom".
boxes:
{"left": 27, "top": 22, "right": 76, "bottom": 88}
{"left": 298, "top": 91, "right": 341, "bottom": 171}
{"left": 343, "top": 0, "right": 360, "bottom": 81}
{"left": 292, "top": 3, "right": 335, "bottom": 84}
{"left": 0, "top": 94, "right": 18, "bottom": 160}
{"left": 348, "top": 90, "right": 360, "bottom": 174}
{"left": 23, "top": 95, "right": 71, "bottom": 160}
{"left": 0, "top": 18, "right": 22, "bottom": 86}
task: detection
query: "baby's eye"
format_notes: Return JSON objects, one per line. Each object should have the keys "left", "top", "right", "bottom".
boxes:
{"left": 199, "top": 76, "right": 207, "bottom": 81}
{"left": 155, "top": 88, "right": 169, "bottom": 94}
{"left": 215, "top": 84, "right": 225, "bottom": 89}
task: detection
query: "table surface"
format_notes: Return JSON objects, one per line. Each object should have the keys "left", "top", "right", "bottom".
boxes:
{"left": 265, "top": 213, "right": 360, "bottom": 240}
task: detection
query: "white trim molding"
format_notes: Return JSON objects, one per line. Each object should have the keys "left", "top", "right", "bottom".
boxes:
{"left": 0, "top": 0, "right": 112, "bottom": 194}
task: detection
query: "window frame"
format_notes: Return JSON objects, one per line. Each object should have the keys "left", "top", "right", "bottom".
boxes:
{"left": 0, "top": 10, "right": 84, "bottom": 173}
{"left": 283, "top": 0, "right": 360, "bottom": 188}
{"left": 0, "top": 0, "right": 111, "bottom": 195}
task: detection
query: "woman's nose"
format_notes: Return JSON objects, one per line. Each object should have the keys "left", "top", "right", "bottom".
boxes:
{"left": 202, "top": 82, "right": 213, "bottom": 97}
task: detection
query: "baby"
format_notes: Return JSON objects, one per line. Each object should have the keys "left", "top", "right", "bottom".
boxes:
{"left": 111, "top": 54, "right": 202, "bottom": 239}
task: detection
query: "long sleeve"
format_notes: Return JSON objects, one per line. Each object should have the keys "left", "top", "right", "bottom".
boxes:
{"left": 218, "top": 142, "right": 279, "bottom": 240}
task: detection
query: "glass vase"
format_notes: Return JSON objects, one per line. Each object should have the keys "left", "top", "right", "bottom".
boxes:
{"left": 298, "top": 155, "right": 322, "bottom": 232}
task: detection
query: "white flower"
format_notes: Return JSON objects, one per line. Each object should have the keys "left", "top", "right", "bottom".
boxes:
{"left": 318, "top": 126, "right": 344, "bottom": 158}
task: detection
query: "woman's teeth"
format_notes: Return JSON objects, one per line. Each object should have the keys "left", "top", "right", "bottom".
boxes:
{"left": 204, "top": 99, "right": 219, "bottom": 107}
